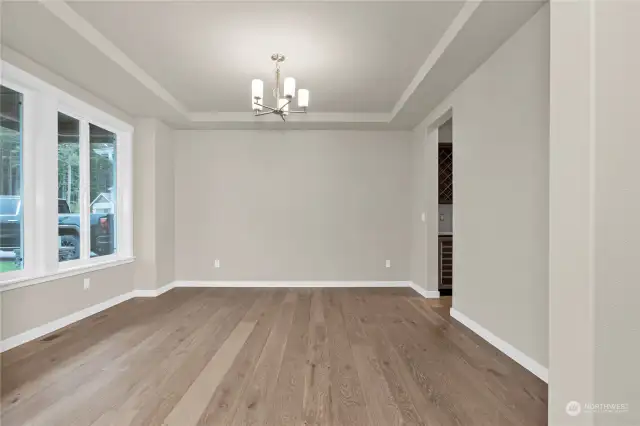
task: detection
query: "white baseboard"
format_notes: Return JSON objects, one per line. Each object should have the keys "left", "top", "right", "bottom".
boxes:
{"left": 1, "top": 280, "right": 431, "bottom": 353}
{"left": 131, "top": 282, "right": 175, "bottom": 298}
{"left": 449, "top": 308, "right": 548, "bottom": 383}
{"left": 0, "top": 291, "right": 135, "bottom": 353}
{"left": 174, "top": 280, "right": 412, "bottom": 288}
{"left": 1, "top": 282, "right": 177, "bottom": 352}
{"left": 408, "top": 282, "right": 440, "bottom": 299}
{"left": 1, "top": 282, "right": 548, "bottom": 386}
{"left": 155, "top": 282, "right": 175, "bottom": 296}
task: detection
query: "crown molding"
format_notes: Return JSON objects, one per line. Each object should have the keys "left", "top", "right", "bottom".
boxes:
{"left": 189, "top": 111, "right": 390, "bottom": 123}
{"left": 39, "top": 0, "right": 479, "bottom": 126}
{"left": 390, "top": 0, "right": 481, "bottom": 119}
{"left": 40, "top": 0, "right": 191, "bottom": 119}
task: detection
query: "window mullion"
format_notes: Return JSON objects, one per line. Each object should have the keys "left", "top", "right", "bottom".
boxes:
{"left": 79, "top": 120, "right": 90, "bottom": 260}
{"left": 32, "top": 95, "right": 59, "bottom": 275}
{"left": 21, "top": 89, "right": 37, "bottom": 276}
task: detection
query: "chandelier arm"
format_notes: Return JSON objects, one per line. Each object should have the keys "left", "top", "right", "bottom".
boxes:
{"left": 254, "top": 111, "right": 274, "bottom": 117}
{"left": 278, "top": 98, "right": 291, "bottom": 111}
{"left": 254, "top": 102, "right": 278, "bottom": 111}
{"left": 280, "top": 114, "right": 286, "bottom": 122}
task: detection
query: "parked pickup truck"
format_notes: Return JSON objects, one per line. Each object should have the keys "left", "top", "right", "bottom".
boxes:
{"left": 0, "top": 196, "right": 114, "bottom": 262}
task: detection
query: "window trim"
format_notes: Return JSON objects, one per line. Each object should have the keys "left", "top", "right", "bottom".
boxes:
{"left": 0, "top": 257, "right": 136, "bottom": 292}
{"left": 0, "top": 77, "right": 34, "bottom": 282}
{"left": 0, "top": 61, "right": 134, "bottom": 289}
{"left": 56, "top": 109, "right": 120, "bottom": 269}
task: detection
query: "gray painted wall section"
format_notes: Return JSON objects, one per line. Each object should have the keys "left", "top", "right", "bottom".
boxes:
{"left": 410, "top": 122, "right": 439, "bottom": 293}
{"left": 2, "top": 263, "right": 135, "bottom": 340}
{"left": 448, "top": 5, "right": 550, "bottom": 367}
{"left": 155, "top": 121, "right": 176, "bottom": 287}
{"left": 174, "top": 130, "right": 412, "bottom": 282}
{"left": 411, "top": 4, "right": 549, "bottom": 368}
{"left": 133, "top": 119, "right": 176, "bottom": 291}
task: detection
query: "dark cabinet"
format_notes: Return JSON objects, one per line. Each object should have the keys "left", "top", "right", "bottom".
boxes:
{"left": 438, "top": 235, "right": 452, "bottom": 291}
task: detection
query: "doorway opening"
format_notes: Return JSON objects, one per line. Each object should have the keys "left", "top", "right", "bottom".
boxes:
{"left": 438, "top": 118, "right": 453, "bottom": 296}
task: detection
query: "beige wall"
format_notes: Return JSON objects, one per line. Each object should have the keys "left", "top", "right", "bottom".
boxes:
{"left": 452, "top": 4, "right": 549, "bottom": 367}
{"left": 412, "top": 4, "right": 550, "bottom": 367}
{"left": 548, "top": 1, "right": 594, "bottom": 423}
{"left": 410, "top": 122, "right": 428, "bottom": 289}
{"left": 595, "top": 1, "right": 640, "bottom": 426}
{"left": 133, "top": 120, "right": 158, "bottom": 291}
{"left": 593, "top": 3, "right": 640, "bottom": 423}
{"left": 133, "top": 118, "right": 175, "bottom": 291}
{"left": 155, "top": 121, "right": 175, "bottom": 287}
{"left": 410, "top": 120, "right": 439, "bottom": 292}
{"left": 550, "top": 1, "right": 640, "bottom": 424}
{"left": 2, "top": 264, "right": 134, "bottom": 339}
{"left": 174, "top": 130, "right": 412, "bottom": 282}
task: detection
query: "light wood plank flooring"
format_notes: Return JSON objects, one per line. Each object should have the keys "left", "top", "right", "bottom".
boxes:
{"left": 1, "top": 288, "right": 547, "bottom": 425}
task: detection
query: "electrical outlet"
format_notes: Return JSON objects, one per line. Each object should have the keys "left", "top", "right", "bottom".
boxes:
{"left": 385, "top": 260, "right": 391, "bottom": 268}
{"left": 83, "top": 278, "right": 90, "bottom": 290}
{"left": 440, "top": 214, "right": 445, "bottom": 222}
{"left": 214, "top": 259, "right": 220, "bottom": 268}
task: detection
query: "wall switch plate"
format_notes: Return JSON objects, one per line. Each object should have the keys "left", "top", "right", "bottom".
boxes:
{"left": 83, "top": 278, "right": 90, "bottom": 290}
{"left": 385, "top": 260, "right": 391, "bottom": 268}
{"left": 214, "top": 259, "right": 220, "bottom": 268}
{"left": 421, "top": 212, "right": 426, "bottom": 222}
{"left": 440, "top": 214, "right": 445, "bottom": 222}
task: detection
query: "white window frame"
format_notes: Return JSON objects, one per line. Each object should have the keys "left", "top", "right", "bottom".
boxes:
{"left": 0, "top": 77, "right": 36, "bottom": 282}
{"left": 0, "top": 61, "right": 133, "bottom": 289}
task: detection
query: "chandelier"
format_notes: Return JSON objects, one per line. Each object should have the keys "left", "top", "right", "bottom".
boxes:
{"left": 251, "top": 53, "right": 309, "bottom": 121}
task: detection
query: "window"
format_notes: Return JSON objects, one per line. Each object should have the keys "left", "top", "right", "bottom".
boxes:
{"left": 89, "top": 124, "right": 116, "bottom": 258}
{"left": 1, "top": 61, "right": 133, "bottom": 286}
{"left": 57, "top": 118, "right": 120, "bottom": 263}
{"left": 0, "top": 85, "right": 24, "bottom": 273}
{"left": 57, "top": 117, "right": 119, "bottom": 263}
{"left": 58, "top": 112, "right": 80, "bottom": 262}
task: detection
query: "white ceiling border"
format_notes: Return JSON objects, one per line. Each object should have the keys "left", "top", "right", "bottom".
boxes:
{"left": 40, "top": 0, "right": 191, "bottom": 119}
{"left": 39, "top": 0, "right": 479, "bottom": 126}
{"left": 189, "top": 111, "right": 390, "bottom": 123}
{"left": 390, "top": 0, "right": 481, "bottom": 119}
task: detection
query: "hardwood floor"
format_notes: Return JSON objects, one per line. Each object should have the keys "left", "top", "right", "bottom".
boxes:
{"left": 1, "top": 288, "right": 547, "bottom": 426}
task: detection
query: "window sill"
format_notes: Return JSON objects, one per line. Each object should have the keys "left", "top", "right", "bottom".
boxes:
{"left": 0, "top": 257, "right": 136, "bottom": 292}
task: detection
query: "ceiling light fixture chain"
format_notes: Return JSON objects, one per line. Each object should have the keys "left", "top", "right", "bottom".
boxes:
{"left": 273, "top": 59, "right": 281, "bottom": 102}
{"left": 252, "top": 53, "right": 309, "bottom": 122}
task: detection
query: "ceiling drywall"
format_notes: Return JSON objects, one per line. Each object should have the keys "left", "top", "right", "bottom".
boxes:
{"left": 0, "top": 1, "right": 545, "bottom": 130}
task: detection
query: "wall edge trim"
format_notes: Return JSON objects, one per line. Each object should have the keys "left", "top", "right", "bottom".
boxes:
{"left": 450, "top": 307, "right": 549, "bottom": 383}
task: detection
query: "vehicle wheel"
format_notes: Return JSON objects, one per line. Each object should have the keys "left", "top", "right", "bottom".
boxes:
{"left": 60, "top": 234, "right": 80, "bottom": 260}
